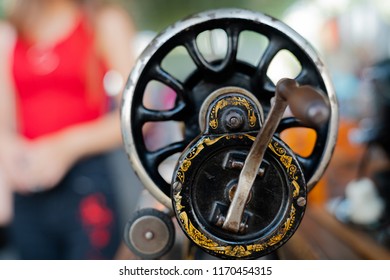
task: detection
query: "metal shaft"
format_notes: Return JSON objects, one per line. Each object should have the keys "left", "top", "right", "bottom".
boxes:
{"left": 222, "top": 94, "right": 288, "bottom": 232}
{"left": 222, "top": 78, "right": 330, "bottom": 233}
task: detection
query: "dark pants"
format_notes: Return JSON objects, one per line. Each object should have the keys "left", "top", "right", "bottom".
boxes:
{"left": 10, "top": 154, "right": 120, "bottom": 260}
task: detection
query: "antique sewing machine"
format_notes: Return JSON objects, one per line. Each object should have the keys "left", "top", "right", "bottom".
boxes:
{"left": 120, "top": 9, "right": 338, "bottom": 259}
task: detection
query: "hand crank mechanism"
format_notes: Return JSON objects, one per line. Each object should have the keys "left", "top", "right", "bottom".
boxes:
{"left": 222, "top": 78, "right": 330, "bottom": 233}
{"left": 121, "top": 9, "right": 338, "bottom": 259}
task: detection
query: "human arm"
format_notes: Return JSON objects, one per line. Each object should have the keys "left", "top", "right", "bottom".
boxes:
{"left": 0, "top": 22, "right": 34, "bottom": 193}
{"left": 23, "top": 6, "right": 137, "bottom": 190}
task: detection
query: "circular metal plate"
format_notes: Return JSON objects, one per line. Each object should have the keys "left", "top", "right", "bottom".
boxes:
{"left": 124, "top": 208, "right": 175, "bottom": 259}
{"left": 172, "top": 136, "right": 306, "bottom": 259}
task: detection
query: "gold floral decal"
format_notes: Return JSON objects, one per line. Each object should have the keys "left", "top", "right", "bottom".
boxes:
{"left": 175, "top": 187, "right": 297, "bottom": 258}
{"left": 242, "top": 134, "right": 300, "bottom": 197}
{"left": 209, "top": 96, "right": 257, "bottom": 129}
{"left": 176, "top": 135, "right": 225, "bottom": 183}
{"left": 292, "top": 180, "right": 300, "bottom": 198}
{"left": 175, "top": 191, "right": 253, "bottom": 258}
{"left": 267, "top": 141, "right": 300, "bottom": 197}
{"left": 264, "top": 206, "right": 296, "bottom": 246}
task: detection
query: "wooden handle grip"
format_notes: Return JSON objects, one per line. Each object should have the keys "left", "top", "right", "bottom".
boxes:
{"left": 276, "top": 78, "right": 330, "bottom": 127}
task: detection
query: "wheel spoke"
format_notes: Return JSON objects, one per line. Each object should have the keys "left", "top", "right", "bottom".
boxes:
{"left": 220, "top": 26, "right": 240, "bottom": 70}
{"left": 184, "top": 35, "right": 216, "bottom": 73}
{"left": 137, "top": 102, "right": 186, "bottom": 122}
{"left": 276, "top": 117, "right": 312, "bottom": 175}
{"left": 253, "top": 38, "right": 284, "bottom": 87}
{"left": 151, "top": 65, "right": 186, "bottom": 100}
{"left": 276, "top": 117, "right": 323, "bottom": 179}
{"left": 145, "top": 141, "right": 190, "bottom": 197}
{"left": 296, "top": 69, "right": 312, "bottom": 85}
{"left": 296, "top": 155, "right": 312, "bottom": 177}
{"left": 276, "top": 117, "right": 305, "bottom": 134}
{"left": 296, "top": 65, "right": 322, "bottom": 87}
{"left": 146, "top": 141, "right": 187, "bottom": 168}
{"left": 263, "top": 77, "right": 276, "bottom": 94}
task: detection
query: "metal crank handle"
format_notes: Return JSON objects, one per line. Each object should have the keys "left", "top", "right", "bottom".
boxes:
{"left": 222, "top": 78, "right": 330, "bottom": 233}
{"left": 277, "top": 78, "right": 330, "bottom": 127}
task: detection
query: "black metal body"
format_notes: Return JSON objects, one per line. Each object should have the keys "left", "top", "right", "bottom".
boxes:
{"left": 121, "top": 9, "right": 338, "bottom": 260}
{"left": 171, "top": 92, "right": 307, "bottom": 259}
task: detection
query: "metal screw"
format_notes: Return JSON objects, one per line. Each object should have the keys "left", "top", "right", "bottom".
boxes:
{"left": 144, "top": 231, "right": 154, "bottom": 240}
{"left": 229, "top": 184, "right": 252, "bottom": 204}
{"left": 239, "top": 222, "right": 248, "bottom": 234}
{"left": 215, "top": 214, "right": 226, "bottom": 227}
{"left": 229, "top": 116, "right": 240, "bottom": 127}
{"left": 225, "top": 111, "right": 244, "bottom": 131}
{"left": 297, "top": 197, "right": 307, "bottom": 207}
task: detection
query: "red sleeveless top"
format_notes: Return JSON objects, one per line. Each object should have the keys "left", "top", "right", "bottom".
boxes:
{"left": 12, "top": 15, "right": 108, "bottom": 139}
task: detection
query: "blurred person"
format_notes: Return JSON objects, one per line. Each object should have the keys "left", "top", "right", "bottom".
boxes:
{"left": 0, "top": 20, "right": 14, "bottom": 259}
{"left": 0, "top": 0, "right": 136, "bottom": 259}
{"left": 328, "top": 59, "right": 390, "bottom": 241}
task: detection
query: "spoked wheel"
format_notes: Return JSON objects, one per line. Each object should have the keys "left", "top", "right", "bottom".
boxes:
{"left": 121, "top": 9, "right": 338, "bottom": 209}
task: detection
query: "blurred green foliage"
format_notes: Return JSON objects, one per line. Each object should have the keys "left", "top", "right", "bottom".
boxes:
{"left": 0, "top": 0, "right": 4, "bottom": 18}
{"left": 0, "top": 0, "right": 295, "bottom": 30}
{"left": 126, "top": 0, "right": 295, "bottom": 31}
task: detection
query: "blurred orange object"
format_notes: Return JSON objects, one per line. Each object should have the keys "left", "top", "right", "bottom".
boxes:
{"left": 281, "top": 127, "right": 327, "bottom": 205}
{"left": 324, "top": 118, "right": 366, "bottom": 198}
{"left": 281, "top": 119, "right": 366, "bottom": 204}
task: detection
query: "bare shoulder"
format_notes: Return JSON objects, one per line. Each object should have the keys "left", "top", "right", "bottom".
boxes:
{"left": 0, "top": 21, "right": 16, "bottom": 77}
{"left": 0, "top": 21, "right": 17, "bottom": 101}
{"left": 92, "top": 5, "right": 136, "bottom": 74}
{"left": 94, "top": 5, "right": 136, "bottom": 40}
{"left": 0, "top": 21, "right": 16, "bottom": 56}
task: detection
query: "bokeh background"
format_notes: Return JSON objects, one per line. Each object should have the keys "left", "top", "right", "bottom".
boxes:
{"left": 1, "top": 0, "right": 390, "bottom": 259}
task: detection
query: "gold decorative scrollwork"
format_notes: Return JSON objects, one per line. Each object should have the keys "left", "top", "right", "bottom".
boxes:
{"left": 174, "top": 187, "right": 297, "bottom": 258}
{"left": 176, "top": 135, "right": 226, "bottom": 183}
{"left": 292, "top": 180, "right": 300, "bottom": 198}
{"left": 266, "top": 205, "right": 296, "bottom": 246}
{"left": 179, "top": 211, "right": 220, "bottom": 248}
{"left": 267, "top": 141, "right": 301, "bottom": 197}
{"left": 209, "top": 96, "right": 257, "bottom": 129}
{"left": 173, "top": 190, "right": 185, "bottom": 212}
{"left": 176, "top": 170, "right": 185, "bottom": 184}
{"left": 268, "top": 141, "right": 298, "bottom": 181}
{"left": 224, "top": 245, "right": 252, "bottom": 258}
{"left": 173, "top": 135, "right": 303, "bottom": 258}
